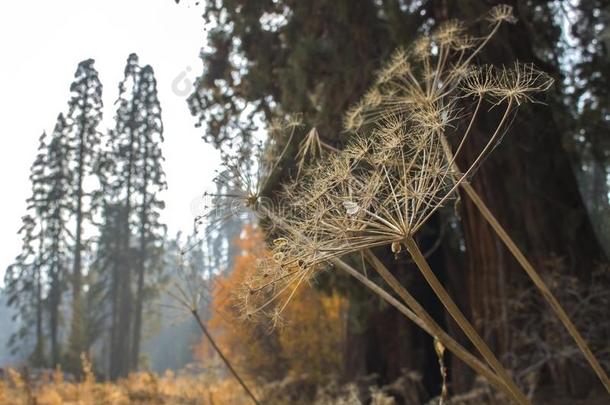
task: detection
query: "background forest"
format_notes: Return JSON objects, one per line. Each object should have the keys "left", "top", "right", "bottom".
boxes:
{"left": 1, "top": 0, "right": 609, "bottom": 404}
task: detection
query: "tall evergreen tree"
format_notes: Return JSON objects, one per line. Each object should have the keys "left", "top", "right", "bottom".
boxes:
{"left": 103, "top": 54, "right": 166, "bottom": 377}
{"left": 88, "top": 201, "right": 127, "bottom": 374}
{"left": 44, "top": 114, "right": 73, "bottom": 366}
{"left": 6, "top": 132, "right": 54, "bottom": 366}
{"left": 5, "top": 114, "right": 72, "bottom": 367}
{"left": 106, "top": 53, "right": 142, "bottom": 378}
{"left": 27, "top": 132, "right": 50, "bottom": 367}
{"left": 63, "top": 59, "right": 104, "bottom": 372}
{"left": 130, "top": 64, "right": 167, "bottom": 370}
{"left": 5, "top": 212, "right": 43, "bottom": 364}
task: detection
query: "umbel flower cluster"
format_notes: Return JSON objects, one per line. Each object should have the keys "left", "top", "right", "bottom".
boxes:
{"left": 238, "top": 4, "right": 552, "bottom": 321}
{"left": 188, "top": 5, "right": 610, "bottom": 399}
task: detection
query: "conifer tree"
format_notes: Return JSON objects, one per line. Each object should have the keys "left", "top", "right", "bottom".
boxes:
{"left": 104, "top": 54, "right": 167, "bottom": 377}
{"left": 91, "top": 202, "right": 128, "bottom": 375}
{"left": 45, "top": 114, "right": 73, "bottom": 366}
{"left": 5, "top": 213, "right": 42, "bottom": 364}
{"left": 64, "top": 59, "right": 104, "bottom": 372}
{"left": 5, "top": 114, "right": 72, "bottom": 367}
{"left": 27, "top": 132, "right": 50, "bottom": 366}
{"left": 106, "top": 53, "right": 142, "bottom": 378}
{"left": 131, "top": 64, "right": 167, "bottom": 369}
{"left": 5, "top": 132, "right": 52, "bottom": 366}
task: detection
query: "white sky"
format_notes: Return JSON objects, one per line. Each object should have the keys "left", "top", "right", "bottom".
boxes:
{"left": 0, "top": 0, "right": 219, "bottom": 282}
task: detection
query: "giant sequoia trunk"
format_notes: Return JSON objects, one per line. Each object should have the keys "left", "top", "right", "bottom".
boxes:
{"left": 431, "top": 0, "right": 606, "bottom": 395}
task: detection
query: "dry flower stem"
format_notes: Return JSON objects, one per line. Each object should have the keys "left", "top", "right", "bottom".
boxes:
{"left": 362, "top": 249, "right": 521, "bottom": 403}
{"left": 191, "top": 309, "right": 261, "bottom": 405}
{"left": 439, "top": 134, "right": 610, "bottom": 393}
{"left": 330, "top": 255, "right": 511, "bottom": 397}
{"left": 435, "top": 337, "right": 449, "bottom": 405}
{"left": 460, "top": 180, "right": 610, "bottom": 393}
{"left": 403, "top": 235, "right": 529, "bottom": 404}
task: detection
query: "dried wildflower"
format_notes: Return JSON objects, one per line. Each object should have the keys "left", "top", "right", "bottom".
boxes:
{"left": 285, "top": 113, "right": 303, "bottom": 128}
{"left": 412, "top": 36, "right": 431, "bottom": 61}
{"left": 487, "top": 4, "right": 518, "bottom": 25}
{"left": 343, "top": 103, "right": 365, "bottom": 132}
{"left": 196, "top": 6, "right": 575, "bottom": 399}
{"left": 363, "top": 87, "right": 383, "bottom": 109}
{"left": 451, "top": 35, "right": 476, "bottom": 51}
{"left": 376, "top": 48, "right": 412, "bottom": 85}
{"left": 434, "top": 19, "right": 465, "bottom": 46}
{"left": 295, "top": 127, "right": 327, "bottom": 177}
{"left": 492, "top": 63, "right": 554, "bottom": 105}
{"left": 460, "top": 65, "right": 498, "bottom": 98}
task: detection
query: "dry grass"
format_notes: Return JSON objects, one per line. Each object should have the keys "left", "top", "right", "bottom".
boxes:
{"left": 0, "top": 366, "right": 255, "bottom": 405}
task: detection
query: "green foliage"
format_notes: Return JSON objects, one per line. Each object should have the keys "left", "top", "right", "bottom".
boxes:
{"left": 187, "top": 0, "right": 423, "bottom": 149}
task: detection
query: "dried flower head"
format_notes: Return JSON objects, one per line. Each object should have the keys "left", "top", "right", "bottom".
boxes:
{"left": 487, "top": 4, "right": 518, "bottom": 25}
{"left": 376, "top": 47, "right": 412, "bottom": 85}
{"left": 491, "top": 63, "right": 554, "bottom": 105}
{"left": 212, "top": 6, "right": 553, "bottom": 326}
{"left": 434, "top": 20, "right": 465, "bottom": 46}
{"left": 460, "top": 65, "right": 498, "bottom": 98}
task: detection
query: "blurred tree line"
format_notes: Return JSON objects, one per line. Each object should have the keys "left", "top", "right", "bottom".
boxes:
{"left": 4, "top": 55, "right": 168, "bottom": 379}
{"left": 183, "top": 0, "right": 609, "bottom": 398}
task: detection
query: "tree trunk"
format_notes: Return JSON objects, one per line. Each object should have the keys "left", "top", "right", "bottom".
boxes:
{"left": 435, "top": 0, "right": 606, "bottom": 394}
{"left": 67, "top": 103, "right": 88, "bottom": 373}
{"left": 114, "top": 152, "right": 134, "bottom": 378}
{"left": 49, "top": 266, "right": 61, "bottom": 367}
{"left": 131, "top": 138, "right": 149, "bottom": 369}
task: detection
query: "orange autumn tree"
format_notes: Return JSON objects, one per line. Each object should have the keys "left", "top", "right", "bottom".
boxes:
{"left": 195, "top": 224, "right": 347, "bottom": 382}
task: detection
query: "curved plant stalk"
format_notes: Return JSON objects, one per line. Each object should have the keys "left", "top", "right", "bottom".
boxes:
{"left": 440, "top": 136, "right": 610, "bottom": 393}
{"left": 403, "top": 236, "right": 529, "bottom": 405}
{"left": 191, "top": 309, "right": 261, "bottom": 405}
{"left": 167, "top": 268, "right": 260, "bottom": 404}
{"left": 362, "top": 249, "right": 524, "bottom": 404}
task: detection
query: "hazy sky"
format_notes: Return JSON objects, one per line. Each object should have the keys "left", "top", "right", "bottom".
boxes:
{"left": 0, "top": 0, "right": 219, "bottom": 282}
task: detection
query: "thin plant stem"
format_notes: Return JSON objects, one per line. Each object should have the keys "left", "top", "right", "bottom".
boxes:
{"left": 460, "top": 181, "right": 610, "bottom": 393}
{"left": 415, "top": 98, "right": 514, "bottom": 233}
{"left": 435, "top": 337, "right": 448, "bottom": 405}
{"left": 403, "top": 235, "right": 529, "bottom": 405}
{"left": 191, "top": 309, "right": 261, "bottom": 405}
{"left": 330, "top": 255, "right": 511, "bottom": 397}
{"left": 361, "top": 249, "right": 521, "bottom": 402}
{"left": 440, "top": 135, "right": 610, "bottom": 393}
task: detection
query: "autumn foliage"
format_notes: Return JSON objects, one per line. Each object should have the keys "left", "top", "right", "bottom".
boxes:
{"left": 194, "top": 225, "right": 348, "bottom": 383}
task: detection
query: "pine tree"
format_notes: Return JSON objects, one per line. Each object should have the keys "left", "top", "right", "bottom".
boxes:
{"left": 89, "top": 201, "right": 127, "bottom": 374}
{"left": 6, "top": 132, "right": 52, "bottom": 366}
{"left": 28, "top": 132, "right": 49, "bottom": 367}
{"left": 106, "top": 53, "right": 142, "bottom": 378}
{"left": 64, "top": 59, "right": 104, "bottom": 373}
{"left": 5, "top": 213, "right": 42, "bottom": 364}
{"left": 5, "top": 114, "right": 72, "bottom": 368}
{"left": 44, "top": 114, "right": 73, "bottom": 366}
{"left": 103, "top": 54, "right": 167, "bottom": 377}
{"left": 130, "top": 64, "right": 167, "bottom": 369}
